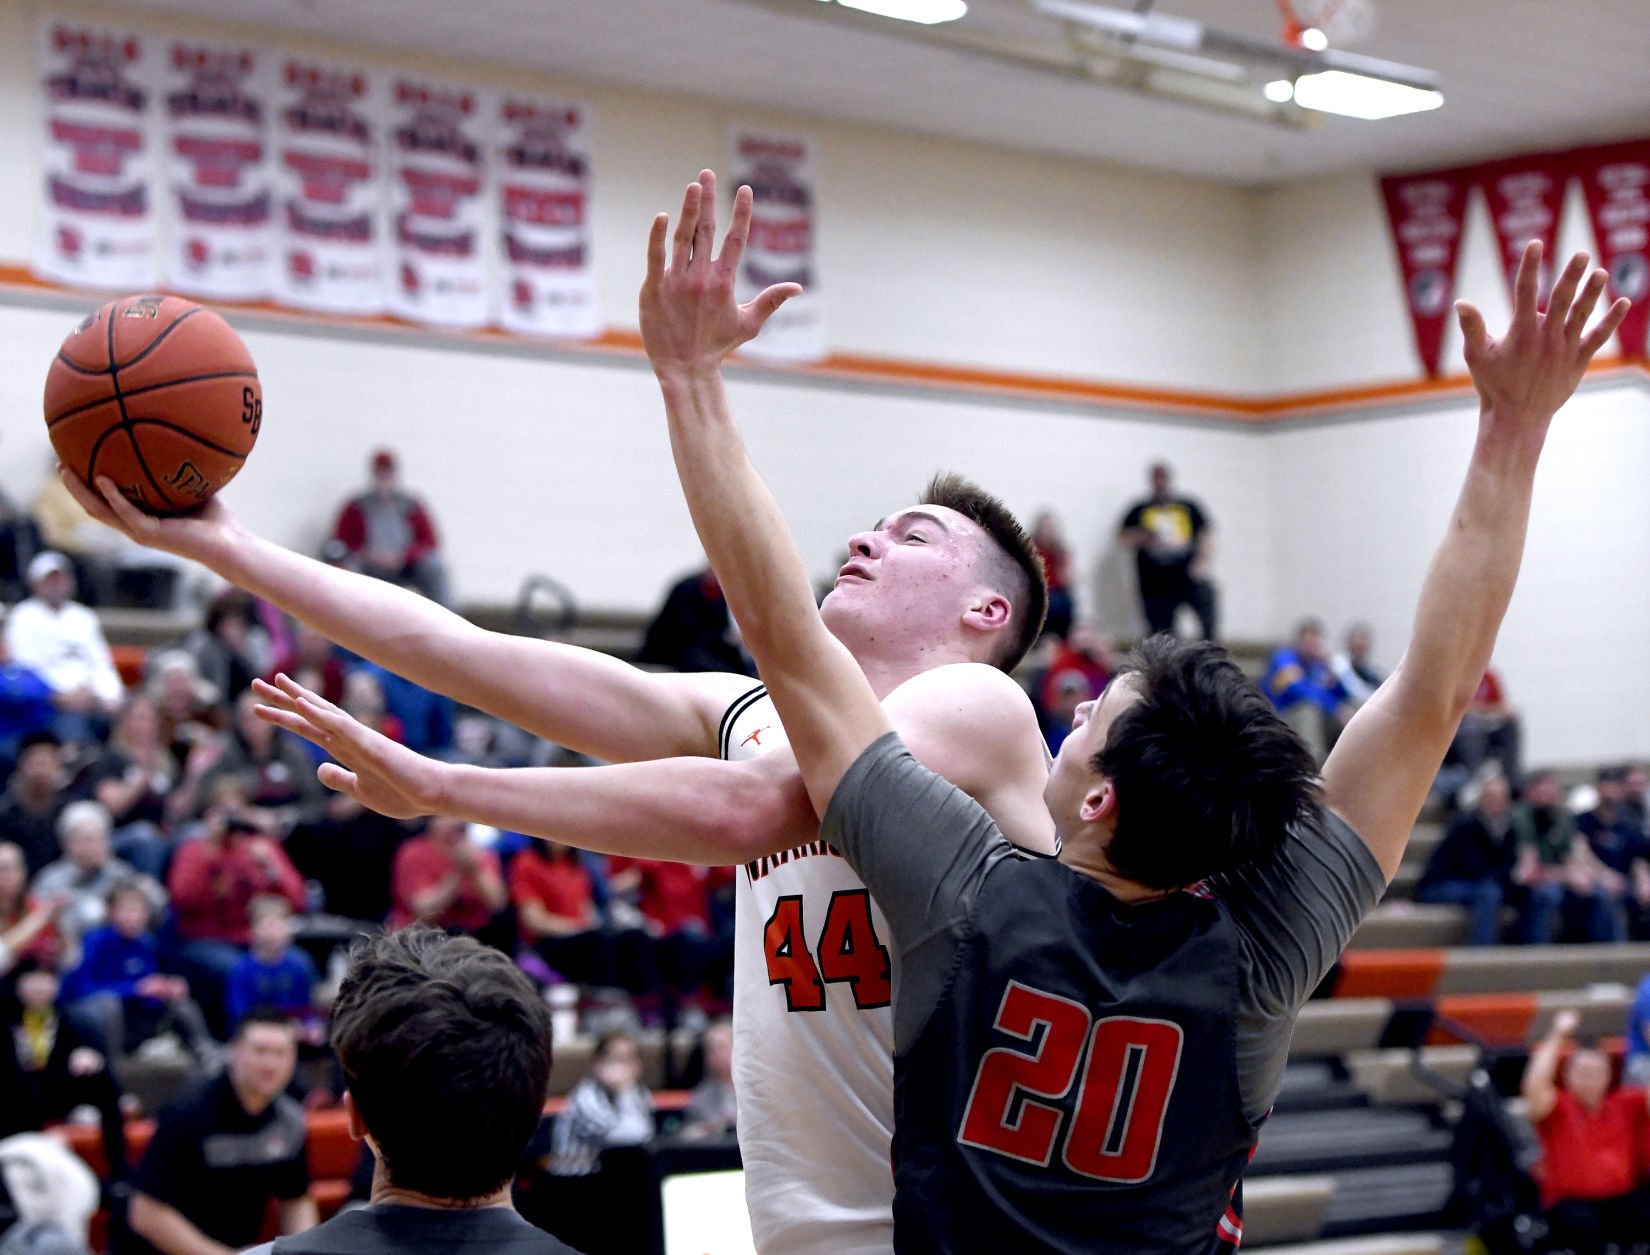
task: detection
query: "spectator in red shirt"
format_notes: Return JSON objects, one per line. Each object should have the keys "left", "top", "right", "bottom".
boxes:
{"left": 609, "top": 858, "right": 733, "bottom": 1022}
{"left": 389, "top": 816, "right": 507, "bottom": 943}
{"left": 1522, "top": 1009, "right": 1650, "bottom": 1253}
{"left": 165, "top": 778, "right": 306, "bottom": 1031}
{"left": 329, "top": 448, "right": 449, "bottom": 606}
{"left": 509, "top": 840, "right": 615, "bottom": 989}
{"left": 1029, "top": 511, "right": 1073, "bottom": 642}
{"left": 1450, "top": 664, "right": 1524, "bottom": 789}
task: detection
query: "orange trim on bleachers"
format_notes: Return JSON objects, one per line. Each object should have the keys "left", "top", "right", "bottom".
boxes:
{"left": 3, "top": 262, "right": 1641, "bottom": 425}
{"left": 109, "top": 643, "right": 147, "bottom": 689}
{"left": 1333, "top": 949, "right": 1447, "bottom": 1000}
{"left": 1426, "top": 993, "right": 1539, "bottom": 1047}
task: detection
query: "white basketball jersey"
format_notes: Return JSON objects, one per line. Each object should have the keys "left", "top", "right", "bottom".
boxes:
{"left": 722, "top": 685, "right": 898, "bottom": 1255}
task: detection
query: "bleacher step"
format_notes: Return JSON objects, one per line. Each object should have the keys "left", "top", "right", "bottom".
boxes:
{"left": 1319, "top": 1163, "right": 1453, "bottom": 1236}
{"left": 1251, "top": 1109, "right": 1450, "bottom": 1177}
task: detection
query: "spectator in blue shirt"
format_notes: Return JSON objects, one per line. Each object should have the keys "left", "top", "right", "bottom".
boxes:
{"left": 0, "top": 623, "right": 56, "bottom": 771}
{"left": 1627, "top": 973, "right": 1650, "bottom": 1085}
{"left": 1261, "top": 618, "right": 1353, "bottom": 761}
{"left": 227, "top": 895, "right": 317, "bottom": 1031}
{"left": 64, "top": 879, "right": 213, "bottom": 1064}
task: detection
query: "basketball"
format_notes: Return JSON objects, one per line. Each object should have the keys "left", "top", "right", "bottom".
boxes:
{"left": 43, "top": 294, "right": 262, "bottom": 516}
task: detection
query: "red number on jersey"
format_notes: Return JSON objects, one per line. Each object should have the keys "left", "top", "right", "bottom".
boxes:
{"left": 762, "top": 891, "right": 894, "bottom": 1013}
{"left": 957, "top": 983, "right": 1182, "bottom": 1183}
{"left": 957, "top": 982, "right": 1091, "bottom": 1166}
{"left": 763, "top": 896, "right": 824, "bottom": 1012}
{"left": 816, "top": 890, "right": 893, "bottom": 1009}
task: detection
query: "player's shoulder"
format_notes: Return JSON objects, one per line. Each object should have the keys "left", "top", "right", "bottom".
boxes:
{"left": 886, "top": 661, "right": 1031, "bottom": 710}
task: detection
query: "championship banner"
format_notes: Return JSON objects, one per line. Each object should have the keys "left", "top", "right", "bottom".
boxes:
{"left": 495, "top": 97, "right": 599, "bottom": 339}
{"left": 36, "top": 21, "right": 156, "bottom": 290}
{"left": 1575, "top": 140, "right": 1650, "bottom": 359}
{"left": 728, "top": 131, "right": 825, "bottom": 363}
{"left": 273, "top": 57, "right": 383, "bottom": 314}
{"left": 162, "top": 41, "right": 275, "bottom": 301}
{"left": 1379, "top": 167, "right": 1473, "bottom": 377}
{"left": 387, "top": 77, "right": 489, "bottom": 329}
{"left": 1478, "top": 153, "right": 1569, "bottom": 306}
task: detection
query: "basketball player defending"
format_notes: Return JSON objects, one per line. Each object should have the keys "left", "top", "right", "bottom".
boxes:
{"left": 61, "top": 238, "right": 1057, "bottom": 1255}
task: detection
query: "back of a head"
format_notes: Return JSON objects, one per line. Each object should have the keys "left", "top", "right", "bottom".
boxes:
{"left": 330, "top": 928, "right": 554, "bottom": 1202}
{"left": 1098, "top": 635, "right": 1322, "bottom": 890}
{"left": 921, "top": 472, "right": 1047, "bottom": 671}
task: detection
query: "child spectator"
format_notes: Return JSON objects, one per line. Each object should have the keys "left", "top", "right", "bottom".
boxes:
{"left": 62, "top": 879, "right": 213, "bottom": 1068}
{"left": 388, "top": 816, "right": 507, "bottom": 943}
{"left": 0, "top": 957, "right": 129, "bottom": 1183}
{"left": 226, "top": 896, "right": 318, "bottom": 1031}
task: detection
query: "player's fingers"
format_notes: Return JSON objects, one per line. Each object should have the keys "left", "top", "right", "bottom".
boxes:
{"left": 57, "top": 465, "right": 116, "bottom": 522}
{"left": 1512, "top": 239, "right": 1543, "bottom": 319}
{"left": 671, "top": 181, "right": 700, "bottom": 272}
{"left": 1579, "top": 296, "right": 1631, "bottom": 358}
{"left": 645, "top": 212, "right": 669, "bottom": 286}
{"left": 316, "top": 762, "right": 360, "bottom": 797}
{"left": 718, "top": 184, "right": 754, "bottom": 277}
{"left": 743, "top": 283, "right": 803, "bottom": 329}
{"left": 252, "top": 701, "right": 326, "bottom": 747}
{"left": 271, "top": 671, "right": 346, "bottom": 719}
{"left": 1564, "top": 268, "right": 1609, "bottom": 341}
{"left": 94, "top": 476, "right": 154, "bottom": 535}
{"left": 1544, "top": 250, "right": 1590, "bottom": 329}
{"left": 692, "top": 169, "right": 717, "bottom": 266}
{"left": 1454, "top": 300, "right": 1490, "bottom": 362}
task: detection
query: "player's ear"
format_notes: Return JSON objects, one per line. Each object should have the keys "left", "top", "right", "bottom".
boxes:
{"left": 343, "top": 1090, "right": 367, "bottom": 1142}
{"left": 1079, "top": 780, "right": 1117, "bottom": 826}
{"left": 962, "top": 591, "right": 1012, "bottom": 634}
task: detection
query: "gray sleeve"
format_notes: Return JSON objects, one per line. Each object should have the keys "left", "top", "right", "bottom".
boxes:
{"left": 821, "top": 732, "right": 1017, "bottom": 1054}
{"left": 1215, "top": 808, "right": 1386, "bottom": 1121}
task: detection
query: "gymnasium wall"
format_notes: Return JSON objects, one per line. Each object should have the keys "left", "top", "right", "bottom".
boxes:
{"left": 0, "top": 0, "right": 1643, "bottom": 767}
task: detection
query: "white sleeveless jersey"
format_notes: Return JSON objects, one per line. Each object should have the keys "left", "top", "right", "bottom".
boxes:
{"left": 721, "top": 685, "right": 898, "bottom": 1255}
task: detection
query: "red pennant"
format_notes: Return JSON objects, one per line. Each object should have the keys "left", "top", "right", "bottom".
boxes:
{"left": 1380, "top": 168, "right": 1474, "bottom": 377}
{"left": 1479, "top": 153, "right": 1570, "bottom": 306}
{"left": 1574, "top": 139, "right": 1650, "bottom": 360}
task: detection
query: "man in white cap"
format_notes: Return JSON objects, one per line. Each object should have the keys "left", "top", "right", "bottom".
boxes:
{"left": 3, "top": 552, "right": 123, "bottom": 744}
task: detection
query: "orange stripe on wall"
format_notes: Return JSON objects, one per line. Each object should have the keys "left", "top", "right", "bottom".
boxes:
{"left": 1427, "top": 993, "right": 1538, "bottom": 1047}
{"left": 1, "top": 263, "right": 1641, "bottom": 424}
{"left": 1333, "top": 949, "right": 1447, "bottom": 1000}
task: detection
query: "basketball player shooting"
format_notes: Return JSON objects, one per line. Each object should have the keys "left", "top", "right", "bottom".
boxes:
{"left": 59, "top": 189, "right": 1059, "bottom": 1254}
{"left": 622, "top": 181, "right": 1625, "bottom": 1249}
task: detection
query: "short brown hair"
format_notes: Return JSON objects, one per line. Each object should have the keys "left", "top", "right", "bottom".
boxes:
{"left": 922, "top": 472, "right": 1047, "bottom": 671}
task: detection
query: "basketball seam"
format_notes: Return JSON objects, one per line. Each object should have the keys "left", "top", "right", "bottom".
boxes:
{"left": 54, "top": 349, "right": 108, "bottom": 376}
{"left": 107, "top": 300, "right": 173, "bottom": 508}
{"left": 47, "top": 371, "right": 259, "bottom": 429}
{"left": 126, "top": 418, "right": 250, "bottom": 459}
{"left": 118, "top": 307, "right": 204, "bottom": 371}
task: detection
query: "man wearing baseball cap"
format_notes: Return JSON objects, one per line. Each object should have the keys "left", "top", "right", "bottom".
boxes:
{"left": 3, "top": 552, "right": 123, "bottom": 745}
{"left": 328, "top": 451, "right": 450, "bottom": 606}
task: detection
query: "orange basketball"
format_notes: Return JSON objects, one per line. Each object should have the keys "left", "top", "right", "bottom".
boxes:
{"left": 43, "top": 294, "right": 262, "bottom": 516}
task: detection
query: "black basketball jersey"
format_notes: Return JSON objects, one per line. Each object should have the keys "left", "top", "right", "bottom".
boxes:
{"left": 892, "top": 857, "right": 1258, "bottom": 1254}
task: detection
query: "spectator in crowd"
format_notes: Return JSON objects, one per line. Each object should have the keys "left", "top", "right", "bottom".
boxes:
{"left": 146, "top": 651, "right": 226, "bottom": 765}
{"left": 679, "top": 1019, "right": 737, "bottom": 1142}
{"left": 329, "top": 449, "right": 449, "bottom": 606}
{"left": 510, "top": 838, "right": 615, "bottom": 989}
{"left": 0, "top": 731, "right": 70, "bottom": 877}
{"left": 62, "top": 879, "right": 213, "bottom": 1069}
{"left": 1038, "top": 669, "right": 1094, "bottom": 756}
{"left": 1513, "top": 770, "right": 1621, "bottom": 944}
{"left": 1623, "top": 763, "right": 1649, "bottom": 831}
{"left": 242, "top": 929, "right": 574, "bottom": 1255}
{"left": 0, "top": 841, "right": 60, "bottom": 974}
{"left": 1033, "top": 623, "right": 1113, "bottom": 728}
{"left": 1117, "top": 461, "right": 1216, "bottom": 639}
{"left": 0, "top": 614, "right": 57, "bottom": 771}
{"left": 607, "top": 858, "right": 733, "bottom": 1023}
{"left": 267, "top": 623, "right": 346, "bottom": 708}
{"left": 77, "top": 695, "right": 178, "bottom": 881}
{"left": 169, "top": 590, "right": 270, "bottom": 703}
{"left": 33, "top": 460, "right": 119, "bottom": 605}
{"left": 338, "top": 669, "right": 405, "bottom": 748}
{"left": 209, "top": 691, "right": 326, "bottom": 833}
{"left": 166, "top": 779, "right": 307, "bottom": 1028}
{"left": 0, "top": 958, "right": 129, "bottom": 1184}
{"left": 126, "top": 1009, "right": 316, "bottom": 1254}
{"left": 1577, "top": 765, "right": 1650, "bottom": 938}
{"left": 636, "top": 564, "right": 754, "bottom": 677}
{"left": 1625, "top": 971, "right": 1650, "bottom": 1086}
{"left": 1261, "top": 618, "right": 1353, "bottom": 761}
{"left": 226, "top": 897, "right": 318, "bottom": 1032}
{"left": 283, "top": 791, "right": 407, "bottom": 925}
{"left": 1029, "top": 510, "right": 1074, "bottom": 641}
{"left": 1521, "top": 1009, "right": 1650, "bottom": 1254}
{"left": 346, "top": 661, "right": 453, "bottom": 757}
{"left": 1450, "top": 664, "right": 1523, "bottom": 789}
{"left": 3, "top": 551, "right": 123, "bottom": 745}
{"left": 388, "top": 816, "right": 508, "bottom": 943}
{"left": 0, "top": 483, "right": 45, "bottom": 604}
{"left": 31, "top": 800, "right": 164, "bottom": 965}
{"left": 1414, "top": 774, "right": 1519, "bottom": 946}
{"left": 1329, "top": 622, "right": 1386, "bottom": 710}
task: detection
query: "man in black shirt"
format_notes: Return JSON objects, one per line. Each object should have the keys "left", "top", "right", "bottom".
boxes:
{"left": 1415, "top": 774, "right": 1519, "bottom": 944}
{"left": 1119, "top": 462, "right": 1216, "bottom": 640}
{"left": 247, "top": 929, "right": 580, "bottom": 1255}
{"left": 125, "top": 1008, "right": 315, "bottom": 1253}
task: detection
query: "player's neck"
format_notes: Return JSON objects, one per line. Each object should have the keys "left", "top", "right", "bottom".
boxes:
{"left": 1059, "top": 837, "right": 1178, "bottom": 906}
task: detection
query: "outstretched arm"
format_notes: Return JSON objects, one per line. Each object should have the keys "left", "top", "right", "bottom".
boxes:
{"left": 58, "top": 472, "right": 748, "bottom": 762}
{"left": 641, "top": 171, "right": 887, "bottom": 815}
{"left": 1323, "top": 242, "right": 1628, "bottom": 880}
{"left": 1521, "top": 1008, "right": 1578, "bottom": 1123}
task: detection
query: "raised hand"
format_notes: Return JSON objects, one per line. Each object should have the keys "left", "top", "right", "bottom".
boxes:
{"left": 57, "top": 464, "right": 238, "bottom": 564}
{"left": 251, "top": 674, "right": 444, "bottom": 820}
{"left": 639, "top": 168, "right": 803, "bottom": 381}
{"left": 1455, "top": 240, "right": 1629, "bottom": 443}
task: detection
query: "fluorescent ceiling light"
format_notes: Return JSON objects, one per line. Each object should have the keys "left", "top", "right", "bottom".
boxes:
{"left": 1262, "top": 78, "right": 1295, "bottom": 103}
{"left": 1292, "top": 69, "right": 1442, "bottom": 119}
{"left": 826, "top": 0, "right": 968, "bottom": 23}
{"left": 1298, "top": 27, "right": 1329, "bottom": 51}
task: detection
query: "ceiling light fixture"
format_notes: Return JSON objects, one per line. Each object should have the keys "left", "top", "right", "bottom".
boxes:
{"left": 821, "top": 0, "right": 967, "bottom": 24}
{"left": 1291, "top": 70, "right": 1443, "bottom": 119}
{"left": 1298, "top": 26, "right": 1329, "bottom": 51}
{"left": 1262, "top": 78, "right": 1295, "bottom": 103}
